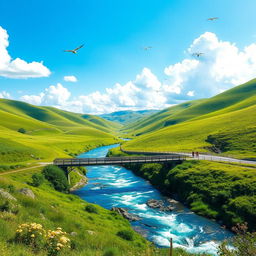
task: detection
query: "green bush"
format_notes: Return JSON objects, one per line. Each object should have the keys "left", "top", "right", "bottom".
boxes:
{"left": 103, "top": 247, "right": 120, "bottom": 256}
{"left": 18, "top": 128, "right": 26, "bottom": 134}
{"left": 85, "top": 204, "right": 98, "bottom": 214}
{"left": 0, "top": 200, "right": 19, "bottom": 214}
{"left": 42, "top": 165, "right": 69, "bottom": 192}
{"left": 116, "top": 230, "right": 134, "bottom": 241}
{"left": 30, "top": 173, "right": 44, "bottom": 187}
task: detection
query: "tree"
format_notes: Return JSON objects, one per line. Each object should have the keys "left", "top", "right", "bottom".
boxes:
{"left": 42, "top": 165, "right": 69, "bottom": 192}
{"left": 30, "top": 173, "right": 44, "bottom": 187}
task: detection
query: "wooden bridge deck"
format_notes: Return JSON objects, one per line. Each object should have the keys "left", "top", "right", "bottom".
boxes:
{"left": 53, "top": 154, "right": 186, "bottom": 167}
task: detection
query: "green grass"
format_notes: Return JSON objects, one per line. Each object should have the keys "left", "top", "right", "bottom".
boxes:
{"left": 0, "top": 98, "right": 122, "bottom": 166}
{"left": 123, "top": 79, "right": 256, "bottom": 159}
{"left": 123, "top": 99, "right": 205, "bottom": 135}
{"left": 165, "top": 161, "right": 256, "bottom": 230}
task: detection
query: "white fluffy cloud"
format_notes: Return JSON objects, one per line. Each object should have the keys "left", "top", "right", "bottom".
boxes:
{"left": 0, "top": 91, "right": 11, "bottom": 99}
{"left": 164, "top": 32, "right": 256, "bottom": 98}
{"left": 77, "top": 68, "right": 168, "bottom": 114}
{"left": 20, "top": 32, "right": 256, "bottom": 114}
{"left": 0, "top": 26, "right": 50, "bottom": 78}
{"left": 21, "top": 83, "right": 70, "bottom": 106}
{"left": 20, "top": 69, "right": 169, "bottom": 114}
{"left": 64, "top": 75, "right": 77, "bottom": 82}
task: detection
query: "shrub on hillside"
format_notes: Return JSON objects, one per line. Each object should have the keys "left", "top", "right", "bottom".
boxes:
{"left": 103, "top": 247, "right": 120, "bottom": 256}
{"left": 29, "top": 173, "right": 44, "bottom": 187}
{"left": 116, "top": 230, "right": 134, "bottom": 241}
{"left": 85, "top": 204, "right": 98, "bottom": 214}
{"left": 42, "top": 165, "right": 69, "bottom": 192}
{"left": 18, "top": 128, "right": 26, "bottom": 134}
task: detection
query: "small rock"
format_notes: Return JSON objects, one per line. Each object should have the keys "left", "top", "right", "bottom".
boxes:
{"left": 146, "top": 199, "right": 164, "bottom": 209}
{"left": 40, "top": 213, "right": 46, "bottom": 220}
{"left": 147, "top": 199, "right": 175, "bottom": 212}
{"left": 19, "top": 188, "right": 35, "bottom": 199}
{"left": 111, "top": 207, "right": 141, "bottom": 221}
{"left": 160, "top": 205, "right": 175, "bottom": 212}
{"left": 70, "top": 232, "right": 78, "bottom": 236}
{"left": 87, "top": 230, "right": 95, "bottom": 235}
{"left": 0, "top": 189, "right": 17, "bottom": 201}
{"left": 166, "top": 198, "right": 179, "bottom": 205}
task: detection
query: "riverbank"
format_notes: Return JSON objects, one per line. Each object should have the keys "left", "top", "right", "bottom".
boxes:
{"left": 69, "top": 167, "right": 88, "bottom": 192}
{"left": 108, "top": 146, "right": 256, "bottom": 232}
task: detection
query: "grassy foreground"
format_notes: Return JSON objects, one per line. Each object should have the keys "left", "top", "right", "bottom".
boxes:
{"left": 0, "top": 166, "right": 208, "bottom": 256}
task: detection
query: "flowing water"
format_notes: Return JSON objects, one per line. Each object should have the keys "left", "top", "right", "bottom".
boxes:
{"left": 73, "top": 144, "right": 233, "bottom": 255}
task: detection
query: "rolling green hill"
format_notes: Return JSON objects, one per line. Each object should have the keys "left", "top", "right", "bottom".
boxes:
{"left": 0, "top": 99, "right": 120, "bottom": 167}
{"left": 123, "top": 79, "right": 256, "bottom": 159}
{"left": 99, "top": 109, "right": 158, "bottom": 124}
{"left": 123, "top": 99, "right": 206, "bottom": 135}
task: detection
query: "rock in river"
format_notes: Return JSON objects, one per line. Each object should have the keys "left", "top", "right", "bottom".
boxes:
{"left": 146, "top": 199, "right": 164, "bottom": 209}
{"left": 111, "top": 207, "right": 141, "bottom": 221}
{"left": 146, "top": 199, "right": 175, "bottom": 212}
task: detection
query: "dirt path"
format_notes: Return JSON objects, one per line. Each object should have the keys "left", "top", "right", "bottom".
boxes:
{"left": 0, "top": 162, "right": 52, "bottom": 176}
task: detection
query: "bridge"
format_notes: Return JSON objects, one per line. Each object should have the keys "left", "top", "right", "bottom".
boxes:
{"left": 53, "top": 154, "right": 186, "bottom": 167}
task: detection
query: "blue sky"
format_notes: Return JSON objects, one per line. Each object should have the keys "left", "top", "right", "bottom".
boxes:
{"left": 0, "top": 0, "right": 256, "bottom": 113}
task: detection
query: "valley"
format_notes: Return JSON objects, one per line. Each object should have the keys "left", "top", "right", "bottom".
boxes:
{"left": 0, "top": 79, "right": 255, "bottom": 255}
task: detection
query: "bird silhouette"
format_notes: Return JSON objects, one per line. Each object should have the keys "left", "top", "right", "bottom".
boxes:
{"left": 64, "top": 44, "right": 84, "bottom": 54}
{"left": 192, "top": 52, "right": 204, "bottom": 57}
{"left": 207, "top": 17, "right": 219, "bottom": 21}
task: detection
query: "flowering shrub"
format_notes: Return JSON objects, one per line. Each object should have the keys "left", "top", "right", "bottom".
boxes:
{"left": 15, "top": 223, "right": 46, "bottom": 252}
{"left": 14, "top": 223, "right": 71, "bottom": 255}
{"left": 46, "top": 227, "right": 71, "bottom": 256}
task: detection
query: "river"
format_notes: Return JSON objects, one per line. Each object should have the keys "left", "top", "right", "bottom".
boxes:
{"left": 73, "top": 144, "right": 233, "bottom": 255}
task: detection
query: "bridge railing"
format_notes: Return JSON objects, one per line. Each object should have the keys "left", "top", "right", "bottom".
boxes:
{"left": 53, "top": 154, "right": 186, "bottom": 167}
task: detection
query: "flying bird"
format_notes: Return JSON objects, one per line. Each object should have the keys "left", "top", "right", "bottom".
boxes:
{"left": 207, "top": 17, "right": 219, "bottom": 21}
{"left": 192, "top": 52, "right": 204, "bottom": 57}
{"left": 143, "top": 46, "right": 152, "bottom": 51}
{"left": 64, "top": 44, "right": 84, "bottom": 54}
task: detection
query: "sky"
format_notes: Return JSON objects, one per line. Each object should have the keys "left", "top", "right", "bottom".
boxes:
{"left": 0, "top": 0, "right": 256, "bottom": 114}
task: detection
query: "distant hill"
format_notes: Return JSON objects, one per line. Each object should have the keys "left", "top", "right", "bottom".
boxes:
{"left": 123, "top": 79, "right": 256, "bottom": 159}
{"left": 99, "top": 109, "right": 158, "bottom": 124}
{"left": 0, "top": 99, "right": 119, "bottom": 165}
{"left": 123, "top": 99, "right": 206, "bottom": 135}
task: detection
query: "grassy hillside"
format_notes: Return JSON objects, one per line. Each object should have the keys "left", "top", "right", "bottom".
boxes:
{"left": 99, "top": 110, "right": 158, "bottom": 125}
{"left": 123, "top": 99, "right": 205, "bottom": 135}
{"left": 0, "top": 99, "right": 120, "bottom": 168}
{"left": 123, "top": 79, "right": 256, "bottom": 159}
